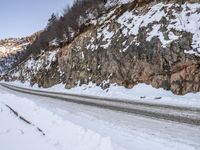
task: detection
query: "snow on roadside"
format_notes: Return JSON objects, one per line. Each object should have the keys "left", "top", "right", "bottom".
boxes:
{"left": 0, "top": 92, "right": 114, "bottom": 150}
{"left": 0, "top": 103, "right": 57, "bottom": 150}
{"left": 45, "top": 82, "right": 200, "bottom": 108}
{"left": 3, "top": 80, "right": 200, "bottom": 108}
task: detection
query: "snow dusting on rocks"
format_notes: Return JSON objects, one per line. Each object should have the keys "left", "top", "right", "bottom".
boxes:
{"left": 116, "top": 2, "right": 200, "bottom": 55}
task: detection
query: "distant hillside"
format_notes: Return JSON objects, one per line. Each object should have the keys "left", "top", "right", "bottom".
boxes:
{"left": 0, "top": 32, "right": 40, "bottom": 74}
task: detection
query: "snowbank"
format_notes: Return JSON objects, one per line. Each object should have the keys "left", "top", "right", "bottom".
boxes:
{"left": 0, "top": 92, "right": 113, "bottom": 150}
{"left": 0, "top": 102, "right": 57, "bottom": 150}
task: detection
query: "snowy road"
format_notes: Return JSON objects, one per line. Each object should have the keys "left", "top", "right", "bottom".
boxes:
{"left": 1, "top": 83, "right": 200, "bottom": 126}
{"left": 0, "top": 84, "right": 200, "bottom": 150}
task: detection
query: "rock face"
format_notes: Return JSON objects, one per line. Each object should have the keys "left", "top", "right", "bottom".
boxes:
{"left": 5, "top": 0, "right": 200, "bottom": 95}
{"left": 58, "top": 1, "right": 200, "bottom": 95}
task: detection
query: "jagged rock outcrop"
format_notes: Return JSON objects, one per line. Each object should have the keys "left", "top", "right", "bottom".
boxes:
{"left": 58, "top": 0, "right": 200, "bottom": 95}
{"left": 5, "top": 0, "right": 200, "bottom": 95}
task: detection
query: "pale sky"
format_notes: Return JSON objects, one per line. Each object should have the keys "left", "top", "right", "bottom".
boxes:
{"left": 0, "top": 0, "right": 74, "bottom": 39}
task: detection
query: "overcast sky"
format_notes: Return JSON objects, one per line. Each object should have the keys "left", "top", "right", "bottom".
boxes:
{"left": 0, "top": 0, "right": 74, "bottom": 39}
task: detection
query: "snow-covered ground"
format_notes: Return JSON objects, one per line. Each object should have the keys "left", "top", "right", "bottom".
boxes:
{"left": 4, "top": 80, "right": 200, "bottom": 108}
{"left": 0, "top": 85, "right": 200, "bottom": 150}
{"left": 0, "top": 90, "right": 113, "bottom": 150}
{"left": 0, "top": 101, "right": 58, "bottom": 150}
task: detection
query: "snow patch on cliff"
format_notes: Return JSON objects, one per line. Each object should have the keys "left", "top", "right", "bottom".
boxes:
{"left": 106, "top": 0, "right": 133, "bottom": 7}
{"left": 98, "top": 26, "right": 115, "bottom": 49}
{"left": 169, "top": 3, "right": 200, "bottom": 56}
{"left": 117, "top": 3, "right": 168, "bottom": 36}
{"left": 25, "top": 50, "right": 58, "bottom": 72}
{"left": 117, "top": 2, "right": 200, "bottom": 56}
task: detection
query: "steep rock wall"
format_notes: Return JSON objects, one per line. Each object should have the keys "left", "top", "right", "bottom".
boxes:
{"left": 58, "top": 1, "right": 200, "bottom": 95}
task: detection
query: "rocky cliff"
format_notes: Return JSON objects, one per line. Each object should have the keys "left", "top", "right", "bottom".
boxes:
{"left": 4, "top": 0, "right": 200, "bottom": 95}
